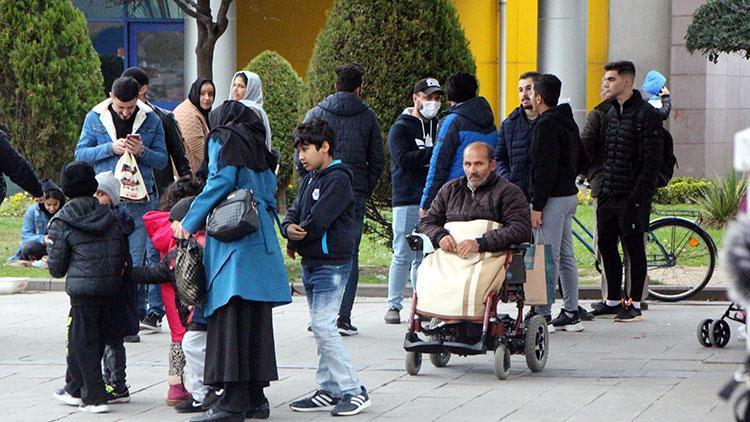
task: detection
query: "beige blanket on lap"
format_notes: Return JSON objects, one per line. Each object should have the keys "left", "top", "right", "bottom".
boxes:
{"left": 415, "top": 219, "right": 507, "bottom": 321}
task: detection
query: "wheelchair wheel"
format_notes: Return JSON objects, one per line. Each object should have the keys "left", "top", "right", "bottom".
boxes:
{"left": 697, "top": 318, "right": 713, "bottom": 347}
{"left": 405, "top": 351, "right": 422, "bottom": 375}
{"left": 709, "top": 319, "right": 731, "bottom": 348}
{"left": 525, "top": 315, "right": 549, "bottom": 372}
{"left": 430, "top": 350, "right": 451, "bottom": 368}
{"left": 494, "top": 343, "right": 511, "bottom": 380}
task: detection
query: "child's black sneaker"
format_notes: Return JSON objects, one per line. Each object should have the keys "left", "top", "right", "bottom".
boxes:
{"left": 336, "top": 317, "right": 359, "bottom": 336}
{"left": 290, "top": 390, "right": 340, "bottom": 412}
{"left": 551, "top": 310, "right": 584, "bottom": 332}
{"left": 615, "top": 300, "right": 644, "bottom": 322}
{"left": 123, "top": 334, "right": 140, "bottom": 343}
{"left": 577, "top": 305, "right": 594, "bottom": 321}
{"left": 53, "top": 387, "right": 81, "bottom": 406}
{"left": 105, "top": 383, "right": 130, "bottom": 403}
{"left": 175, "top": 398, "right": 204, "bottom": 413}
{"left": 331, "top": 386, "right": 371, "bottom": 416}
{"left": 140, "top": 313, "right": 162, "bottom": 332}
{"left": 590, "top": 301, "right": 621, "bottom": 318}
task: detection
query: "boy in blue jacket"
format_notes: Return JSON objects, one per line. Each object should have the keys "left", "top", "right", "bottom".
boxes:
{"left": 283, "top": 119, "right": 371, "bottom": 416}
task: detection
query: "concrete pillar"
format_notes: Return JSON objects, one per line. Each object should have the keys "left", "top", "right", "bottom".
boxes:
{"left": 537, "top": 0, "right": 588, "bottom": 127}
{"left": 184, "top": 0, "right": 237, "bottom": 103}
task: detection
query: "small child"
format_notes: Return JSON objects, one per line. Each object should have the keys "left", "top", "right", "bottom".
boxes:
{"left": 283, "top": 119, "right": 371, "bottom": 416}
{"left": 94, "top": 171, "right": 138, "bottom": 404}
{"left": 49, "top": 162, "right": 129, "bottom": 414}
{"left": 11, "top": 179, "right": 65, "bottom": 263}
{"left": 642, "top": 70, "right": 671, "bottom": 121}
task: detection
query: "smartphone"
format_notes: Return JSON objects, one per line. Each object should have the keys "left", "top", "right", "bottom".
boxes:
{"left": 127, "top": 133, "right": 141, "bottom": 141}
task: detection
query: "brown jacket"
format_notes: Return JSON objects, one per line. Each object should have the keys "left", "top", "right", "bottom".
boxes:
{"left": 419, "top": 173, "right": 531, "bottom": 252}
{"left": 173, "top": 98, "right": 209, "bottom": 174}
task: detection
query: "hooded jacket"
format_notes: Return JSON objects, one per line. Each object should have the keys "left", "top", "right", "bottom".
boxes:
{"left": 494, "top": 105, "right": 535, "bottom": 199}
{"left": 303, "top": 91, "right": 385, "bottom": 197}
{"left": 420, "top": 96, "right": 498, "bottom": 210}
{"left": 387, "top": 108, "right": 437, "bottom": 206}
{"left": 47, "top": 196, "right": 128, "bottom": 299}
{"left": 419, "top": 173, "right": 531, "bottom": 252}
{"left": 282, "top": 160, "right": 355, "bottom": 266}
{"left": 530, "top": 103, "right": 584, "bottom": 211}
{"left": 19, "top": 180, "right": 64, "bottom": 247}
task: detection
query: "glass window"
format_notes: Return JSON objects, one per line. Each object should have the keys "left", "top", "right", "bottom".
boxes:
{"left": 128, "top": 0, "right": 184, "bottom": 19}
{"left": 73, "top": 0, "right": 122, "bottom": 19}
{"left": 135, "top": 29, "right": 184, "bottom": 105}
{"left": 88, "top": 22, "right": 125, "bottom": 96}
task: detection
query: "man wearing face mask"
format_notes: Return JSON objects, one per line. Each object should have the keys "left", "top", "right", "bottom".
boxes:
{"left": 494, "top": 71, "right": 540, "bottom": 200}
{"left": 384, "top": 78, "right": 442, "bottom": 324}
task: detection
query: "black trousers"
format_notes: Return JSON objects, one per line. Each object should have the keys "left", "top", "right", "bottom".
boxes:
{"left": 596, "top": 197, "right": 650, "bottom": 302}
{"left": 216, "top": 381, "right": 268, "bottom": 414}
{"left": 64, "top": 298, "right": 115, "bottom": 405}
{"left": 102, "top": 340, "right": 126, "bottom": 388}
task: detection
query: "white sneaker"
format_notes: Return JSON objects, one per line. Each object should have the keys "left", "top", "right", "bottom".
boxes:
{"left": 53, "top": 388, "right": 81, "bottom": 406}
{"left": 79, "top": 403, "right": 110, "bottom": 413}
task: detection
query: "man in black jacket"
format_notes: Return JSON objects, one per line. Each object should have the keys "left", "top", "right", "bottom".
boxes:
{"left": 302, "top": 64, "right": 385, "bottom": 336}
{"left": 0, "top": 130, "right": 42, "bottom": 200}
{"left": 528, "top": 74, "right": 585, "bottom": 332}
{"left": 49, "top": 161, "right": 128, "bottom": 413}
{"left": 590, "top": 61, "right": 662, "bottom": 322}
{"left": 384, "top": 77, "right": 442, "bottom": 324}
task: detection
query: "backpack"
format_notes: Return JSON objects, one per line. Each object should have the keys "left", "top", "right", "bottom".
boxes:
{"left": 637, "top": 106, "right": 677, "bottom": 188}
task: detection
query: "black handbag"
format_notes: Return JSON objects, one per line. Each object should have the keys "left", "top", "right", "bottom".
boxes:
{"left": 173, "top": 238, "right": 206, "bottom": 306}
{"left": 206, "top": 189, "right": 259, "bottom": 242}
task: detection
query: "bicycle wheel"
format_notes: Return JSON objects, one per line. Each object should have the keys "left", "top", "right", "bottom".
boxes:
{"left": 646, "top": 217, "right": 716, "bottom": 302}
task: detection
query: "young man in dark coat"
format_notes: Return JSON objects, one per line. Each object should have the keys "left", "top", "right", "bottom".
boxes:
{"left": 494, "top": 71, "right": 540, "bottom": 199}
{"left": 0, "top": 129, "right": 42, "bottom": 200}
{"left": 384, "top": 77, "right": 442, "bottom": 324}
{"left": 302, "top": 64, "right": 385, "bottom": 336}
{"left": 49, "top": 162, "right": 129, "bottom": 414}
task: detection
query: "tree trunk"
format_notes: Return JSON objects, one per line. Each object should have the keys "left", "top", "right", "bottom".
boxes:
{"left": 276, "top": 187, "right": 288, "bottom": 216}
{"left": 195, "top": 38, "right": 214, "bottom": 79}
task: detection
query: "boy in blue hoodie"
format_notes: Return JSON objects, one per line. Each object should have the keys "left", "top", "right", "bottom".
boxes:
{"left": 283, "top": 119, "right": 371, "bottom": 417}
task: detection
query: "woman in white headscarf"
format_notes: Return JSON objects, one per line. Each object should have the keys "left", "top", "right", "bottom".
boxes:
{"left": 229, "top": 71, "right": 272, "bottom": 151}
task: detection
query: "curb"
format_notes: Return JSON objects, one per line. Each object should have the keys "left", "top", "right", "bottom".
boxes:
{"left": 8, "top": 278, "right": 729, "bottom": 302}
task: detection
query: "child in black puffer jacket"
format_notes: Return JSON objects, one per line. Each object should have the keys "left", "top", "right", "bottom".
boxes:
{"left": 48, "top": 162, "right": 128, "bottom": 414}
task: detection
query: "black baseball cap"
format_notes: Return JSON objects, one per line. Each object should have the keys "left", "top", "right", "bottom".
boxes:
{"left": 413, "top": 77, "right": 443, "bottom": 95}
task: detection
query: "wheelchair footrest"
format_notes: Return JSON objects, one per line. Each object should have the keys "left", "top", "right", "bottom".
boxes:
{"left": 404, "top": 331, "right": 486, "bottom": 355}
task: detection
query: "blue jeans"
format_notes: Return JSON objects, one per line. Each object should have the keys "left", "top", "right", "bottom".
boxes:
{"left": 302, "top": 261, "right": 361, "bottom": 398}
{"left": 124, "top": 196, "right": 164, "bottom": 318}
{"left": 387, "top": 205, "right": 422, "bottom": 311}
{"left": 338, "top": 196, "right": 367, "bottom": 320}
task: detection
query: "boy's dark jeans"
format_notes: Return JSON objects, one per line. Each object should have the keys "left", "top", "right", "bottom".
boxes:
{"left": 65, "top": 298, "right": 114, "bottom": 405}
{"left": 103, "top": 340, "right": 127, "bottom": 388}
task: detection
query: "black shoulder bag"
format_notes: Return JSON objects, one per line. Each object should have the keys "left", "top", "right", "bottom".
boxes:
{"left": 206, "top": 189, "right": 259, "bottom": 242}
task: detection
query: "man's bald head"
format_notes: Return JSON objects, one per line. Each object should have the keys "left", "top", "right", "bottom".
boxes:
{"left": 463, "top": 142, "right": 496, "bottom": 187}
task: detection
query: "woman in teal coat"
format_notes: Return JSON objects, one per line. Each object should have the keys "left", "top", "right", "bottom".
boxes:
{"left": 174, "top": 100, "right": 291, "bottom": 422}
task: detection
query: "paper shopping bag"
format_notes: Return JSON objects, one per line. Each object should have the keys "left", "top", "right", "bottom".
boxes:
{"left": 524, "top": 243, "right": 555, "bottom": 306}
{"left": 114, "top": 151, "right": 149, "bottom": 202}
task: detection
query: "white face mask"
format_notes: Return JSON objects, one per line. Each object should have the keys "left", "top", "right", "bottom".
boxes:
{"left": 420, "top": 101, "right": 441, "bottom": 119}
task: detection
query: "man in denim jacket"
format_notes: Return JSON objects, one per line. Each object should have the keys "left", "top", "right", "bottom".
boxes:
{"left": 75, "top": 76, "right": 168, "bottom": 329}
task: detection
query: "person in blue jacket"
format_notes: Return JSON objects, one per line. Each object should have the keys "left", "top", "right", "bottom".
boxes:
{"left": 12, "top": 179, "right": 65, "bottom": 262}
{"left": 494, "top": 71, "right": 540, "bottom": 199}
{"left": 420, "top": 72, "right": 498, "bottom": 212}
{"left": 173, "top": 100, "right": 291, "bottom": 422}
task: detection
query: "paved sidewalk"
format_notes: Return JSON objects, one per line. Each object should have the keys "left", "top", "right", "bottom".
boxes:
{"left": 0, "top": 291, "right": 744, "bottom": 421}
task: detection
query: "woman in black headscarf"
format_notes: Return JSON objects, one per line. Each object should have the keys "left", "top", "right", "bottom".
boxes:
{"left": 174, "top": 78, "right": 216, "bottom": 174}
{"left": 173, "top": 101, "right": 291, "bottom": 421}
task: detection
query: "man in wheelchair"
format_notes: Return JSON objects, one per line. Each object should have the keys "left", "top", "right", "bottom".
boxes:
{"left": 414, "top": 142, "right": 531, "bottom": 342}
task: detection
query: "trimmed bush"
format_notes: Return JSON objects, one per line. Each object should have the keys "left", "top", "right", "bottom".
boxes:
{"left": 245, "top": 51, "right": 303, "bottom": 213}
{"left": 304, "top": 0, "right": 476, "bottom": 240}
{"left": 653, "top": 176, "right": 715, "bottom": 205}
{"left": 0, "top": 0, "right": 103, "bottom": 180}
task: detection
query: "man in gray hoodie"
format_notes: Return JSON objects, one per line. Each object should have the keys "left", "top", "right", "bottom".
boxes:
{"left": 302, "top": 64, "right": 385, "bottom": 336}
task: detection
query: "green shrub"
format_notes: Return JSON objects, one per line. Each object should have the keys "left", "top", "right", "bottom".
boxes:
{"left": 245, "top": 51, "right": 303, "bottom": 213}
{"left": 692, "top": 171, "right": 747, "bottom": 227}
{"left": 303, "top": 0, "right": 476, "bottom": 240}
{"left": 653, "top": 177, "right": 714, "bottom": 205}
{"left": 0, "top": 0, "right": 103, "bottom": 180}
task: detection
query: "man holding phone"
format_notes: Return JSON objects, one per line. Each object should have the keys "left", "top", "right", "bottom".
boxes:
{"left": 75, "top": 76, "right": 168, "bottom": 337}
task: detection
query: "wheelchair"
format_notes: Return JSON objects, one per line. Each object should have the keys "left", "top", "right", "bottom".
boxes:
{"left": 403, "top": 234, "right": 548, "bottom": 380}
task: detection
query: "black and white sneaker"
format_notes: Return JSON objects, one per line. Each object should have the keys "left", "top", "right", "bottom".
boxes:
{"left": 551, "top": 310, "right": 584, "bottom": 332}
{"left": 140, "top": 313, "right": 162, "bottom": 332}
{"left": 175, "top": 398, "right": 204, "bottom": 413}
{"left": 577, "top": 305, "right": 594, "bottom": 321}
{"left": 105, "top": 383, "right": 130, "bottom": 403}
{"left": 53, "top": 387, "right": 81, "bottom": 406}
{"left": 590, "top": 301, "right": 621, "bottom": 318}
{"left": 615, "top": 301, "right": 644, "bottom": 322}
{"left": 336, "top": 317, "right": 359, "bottom": 336}
{"left": 290, "top": 390, "right": 340, "bottom": 412}
{"left": 331, "top": 386, "right": 371, "bottom": 416}
{"left": 524, "top": 308, "right": 555, "bottom": 333}
{"left": 79, "top": 402, "right": 110, "bottom": 413}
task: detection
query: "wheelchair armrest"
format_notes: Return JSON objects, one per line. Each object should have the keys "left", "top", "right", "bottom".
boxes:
{"left": 406, "top": 233, "right": 434, "bottom": 253}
